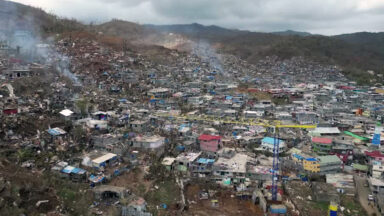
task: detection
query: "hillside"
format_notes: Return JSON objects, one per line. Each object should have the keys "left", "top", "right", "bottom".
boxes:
{"left": 0, "top": 0, "right": 83, "bottom": 36}
{"left": 144, "top": 23, "right": 384, "bottom": 84}
{"left": 145, "top": 23, "right": 248, "bottom": 40}
{"left": 96, "top": 19, "right": 155, "bottom": 41}
{"left": 1, "top": 0, "right": 383, "bottom": 84}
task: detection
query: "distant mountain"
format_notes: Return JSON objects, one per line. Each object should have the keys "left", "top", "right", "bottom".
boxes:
{"left": 272, "top": 30, "right": 312, "bottom": 37}
{"left": 333, "top": 32, "right": 384, "bottom": 55}
{"left": 144, "top": 23, "right": 248, "bottom": 40}
{"left": 1, "top": 0, "right": 383, "bottom": 84}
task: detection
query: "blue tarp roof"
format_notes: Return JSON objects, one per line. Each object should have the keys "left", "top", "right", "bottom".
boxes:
{"left": 306, "top": 158, "right": 317, "bottom": 161}
{"left": 262, "top": 137, "right": 283, "bottom": 145}
{"left": 72, "top": 167, "right": 86, "bottom": 174}
{"left": 197, "top": 158, "right": 215, "bottom": 164}
{"left": 61, "top": 166, "right": 75, "bottom": 174}
{"left": 150, "top": 99, "right": 158, "bottom": 103}
{"left": 292, "top": 154, "right": 304, "bottom": 160}
{"left": 179, "top": 124, "right": 189, "bottom": 130}
{"left": 89, "top": 174, "right": 105, "bottom": 183}
{"left": 62, "top": 166, "right": 86, "bottom": 174}
{"left": 47, "top": 128, "right": 66, "bottom": 136}
{"left": 371, "top": 106, "right": 384, "bottom": 111}
{"left": 176, "top": 146, "right": 185, "bottom": 151}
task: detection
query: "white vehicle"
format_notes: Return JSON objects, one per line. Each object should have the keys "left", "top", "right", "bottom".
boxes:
{"left": 368, "top": 194, "right": 374, "bottom": 201}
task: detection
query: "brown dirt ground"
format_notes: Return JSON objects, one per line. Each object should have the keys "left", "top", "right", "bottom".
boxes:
{"left": 108, "top": 166, "right": 153, "bottom": 195}
{"left": 183, "top": 184, "right": 264, "bottom": 216}
{"left": 0, "top": 160, "right": 60, "bottom": 215}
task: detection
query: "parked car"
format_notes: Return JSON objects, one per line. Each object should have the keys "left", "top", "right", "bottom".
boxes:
{"left": 368, "top": 194, "right": 374, "bottom": 201}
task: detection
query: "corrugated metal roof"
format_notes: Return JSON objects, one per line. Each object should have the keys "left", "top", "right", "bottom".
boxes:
{"left": 318, "top": 155, "right": 341, "bottom": 164}
{"left": 313, "top": 127, "right": 340, "bottom": 134}
{"left": 353, "top": 164, "right": 368, "bottom": 171}
{"left": 92, "top": 153, "right": 117, "bottom": 164}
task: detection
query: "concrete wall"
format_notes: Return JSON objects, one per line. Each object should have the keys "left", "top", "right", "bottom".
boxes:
{"left": 200, "top": 140, "right": 220, "bottom": 152}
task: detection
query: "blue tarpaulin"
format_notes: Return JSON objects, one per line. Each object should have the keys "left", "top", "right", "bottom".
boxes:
{"left": 150, "top": 99, "right": 158, "bottom": 103}
{"left": 292, "top": 154, "right": 304, "bottom": 160}
{"left": 62, "top": 166, "right": 86, "bottom": 174}
{"left": 179, "top": 124, "right": 188, "bottom": 130}
{"left": 262, "top": 137, "right": 283, "bottom": 145}
{"left": 47, "top": 128, "right": 66, "bottom": 136}
{"left": 197, "top": 158, "right": 215, "bottom": 164}
{"left": 176, "top": 146, "right": 185, "bottom": 151}
{"left": 89, "top": 174, "right": 105, "bottom": 183}
{"left": 61, "top": 166, "right": 75, "bottom": 174}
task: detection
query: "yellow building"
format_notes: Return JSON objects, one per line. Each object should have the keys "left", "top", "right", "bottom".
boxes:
{"left": 375, "top": 88, "right": 384, "bottom": 94}
{"left": 303, "top": 158, "right": 320, "bottom": 173}
{"left": 303, "top": 155, "right": 342, "bottom": 174}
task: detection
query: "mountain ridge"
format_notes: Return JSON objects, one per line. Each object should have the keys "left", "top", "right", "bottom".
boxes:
{"left": 1, "top": 0, "right": 383, "bottom": 84}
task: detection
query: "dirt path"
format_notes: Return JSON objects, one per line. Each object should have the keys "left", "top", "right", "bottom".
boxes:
{"left": 184, "top": 184, "right": 264, "bottom": 216}
{"left": 355, "top": 175, "right": 381, "bottom": 216}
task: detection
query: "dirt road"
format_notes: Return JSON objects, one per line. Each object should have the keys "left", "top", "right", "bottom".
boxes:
{"left": 355, "top": 175, "right": 381, "bottom": 216}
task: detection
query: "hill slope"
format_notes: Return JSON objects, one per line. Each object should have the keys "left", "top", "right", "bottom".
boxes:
{"left": 0, "top": 0, "right": 83, "bottom": 36}
{"left": 1, "top": 0, "right": 383, "bottom": 84}
{"left": 145, "top": 23, "right": 384, "bottom": 83}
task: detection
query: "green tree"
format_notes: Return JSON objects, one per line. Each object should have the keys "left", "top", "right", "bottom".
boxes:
{"left": 75, "top": 98, "right": 89, "bottom": 117}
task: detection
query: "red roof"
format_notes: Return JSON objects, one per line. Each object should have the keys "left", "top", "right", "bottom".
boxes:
{"left": 198, "top": 134, "right": 221, "bottom": 141}
{"left": 312, "top": 137, "right": 333, "bottom": 144}
{"left": 247, "top": 88, "right": 259, "bottom": 93}
{"left": 338, "top": 86, "right": 355, "bottom": 90}
{"left": 365, "top": 151, "right": 384, "bottom": 158}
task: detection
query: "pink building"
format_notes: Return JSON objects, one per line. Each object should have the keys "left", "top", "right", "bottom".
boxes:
{"left": 198, "top": 134, "right": 222, "bottom": 152}
{"left": 365, "top": 151, "right": 384, "bottom": 164}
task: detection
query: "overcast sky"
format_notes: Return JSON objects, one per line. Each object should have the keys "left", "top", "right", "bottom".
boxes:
{"left": 11, "top": 0, "right": 384, "bottom": 35}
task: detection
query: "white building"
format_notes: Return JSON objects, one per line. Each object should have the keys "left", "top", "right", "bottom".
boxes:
{"left": 260, "top": 137, "right": 286, "bottom": 153}
{"left": 132, "top": 135, "right": 165, "bottom": 150}
{"left": 212, "top": 151, "right": 248, "bottom": 185}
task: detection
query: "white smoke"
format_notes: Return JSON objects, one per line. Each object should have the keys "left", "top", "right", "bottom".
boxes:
{"left": 192, "top": 40, "right": 224, "bottom": 74}
{"left": 2, "top": 1, "right": 81, "bottom": 86}
{"left": 54, "top": 55, "right": 81, "bottom": 85}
